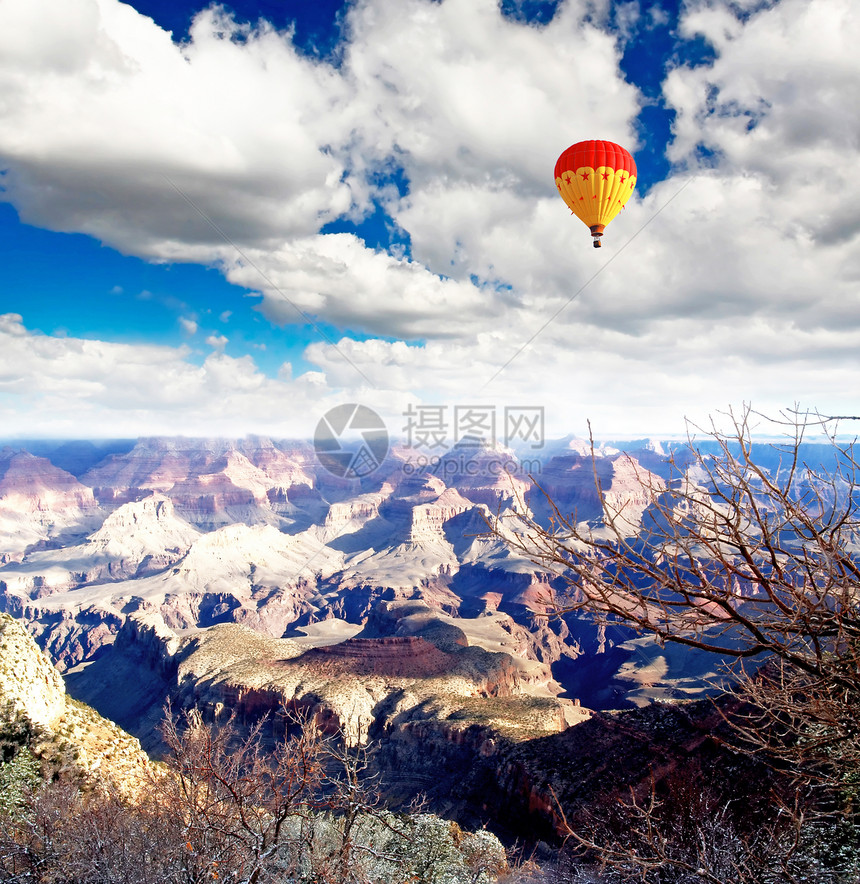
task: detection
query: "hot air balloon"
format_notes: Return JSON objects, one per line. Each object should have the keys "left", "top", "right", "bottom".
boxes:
{"left": 554, "top": 140, "right": 637, "bottom": 248}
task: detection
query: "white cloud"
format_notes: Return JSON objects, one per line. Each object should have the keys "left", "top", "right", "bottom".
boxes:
{"left": 0, "top": 0, "right": 354, "bottom": 255}
{"left": 646, "top": 5, "right": 671, "bottom": 29}
{"left": 347, "top": 0, "right": 638, "bottom": 191}
{"left": 612, "top": 1, "right": 642, "bottom": 44}
{"left": 302, "top": 315, "right": 860, "bottom": 438}
{"left": 0, "top": 314, "right": 337, "bottom": 438}
{"left": 179, "top": 317, "right": 199, "bottom": 335}
{"left": 206, "top": 333, "right": 228, "bottom": 350}
{"left": 346, "top": 0, "right": 640, "bottom": 278}
{"left": 666, "top": 0, "right": 860, "bottom": 249}
{"left": 0, "top": 0, "right": 639, "bottom": 247}
{"left": 223, "top": 233, "right": 497, "bottom": 339}
{"left": 0, "top": 0, "right": 859, "bottom": 437}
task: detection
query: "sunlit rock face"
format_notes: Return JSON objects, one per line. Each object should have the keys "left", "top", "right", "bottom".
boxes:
{"left": 406, "top": 487, "right": 475, "bottom": 543}
{"left": 80, "top": 438, "right": 319, "bottom": 529}
{"left": 65, "top": 604, "right": 576, "bottom": 757}
{"left": 1, "top": 436, "right": 714, "bottom": 718}
{"left": 0, "top": 449, "right": 101, "bottom": 562}
{"left": 0, "top": 450, "right": 96, "bottom": 513}
{"left": 0, "top": 613, "right": 152, "bottom": 797}
{"left": 0, "top": 611, "right": 66, "bottom": 728}
{"left": 0, "top": 494, "right": 199, "bottom": 597}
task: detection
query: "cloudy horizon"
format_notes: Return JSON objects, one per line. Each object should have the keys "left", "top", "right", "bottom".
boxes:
{"left": 1, "top": 0, "right": 858, "bottom": 441}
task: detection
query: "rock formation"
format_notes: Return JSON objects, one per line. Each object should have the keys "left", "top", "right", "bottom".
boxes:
{"left": 0, "top": 613, "right": 151, "bottom": 796}
{"left": 0, "top": 494, "right": 199, "bottom": 596}
{"left": 67, "top": 603, "right": 580, "bottom": 751}
{"left": 1, "top": 437, "right": 720, "bottom": 716}
{"left": 0, "top": 449, "right": 101, "bottom": 562}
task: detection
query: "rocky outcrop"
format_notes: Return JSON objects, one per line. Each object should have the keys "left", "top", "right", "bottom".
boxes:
{"left": 426, "top": 444, "right": 533, "bottom": 510}
{"left": 90, "top": 493, "right": 190, "bottom": 537}
{"left": 81, "top": 437, "right": 203, "bottom": 502}
{"left": 81, "top": 438, "right": 319, "bottom": 525}
{"left": 0, "top": 449, "right": 96, "bottom": 514}
{"left": 1, "top": 519, "right": 344, "bottom": 669}
{"left": 0, "top": 613, "right": 152, "bottom": 796}
{"left": 180, "top": 621, "right": 555, "bottom": 746}
{"left": 67, "top": 606, "right": 573, "bottom": 752}
{"left": 526, "top": 451, "right": 663, "bottom": 534}
{"left": 478, "top": 698, "right": 779, "bottom": 845}
{"left": 0, "top": 611, "right": 66, "bottom": 727}
{"left": 167, "top": 452, "right": 275, "bottom": 527}
{"left": 526, "top": 452, "right": 609, "bottom": 524}
{"left": 295, "top": 636, "right": 459, "bottom": 678}
{"left": 0, "top": 495, "right": 199, "bottom": 597}
{"left": 407, "top": 487, "right": 475, "bottom": 543}
{"left": 322, "top": 485, "right": 392, "bottom": 538}
{"left": 451, "top": 564, "right": 564, "bottom": 614}
{"left": 601, "top": 453, "right": 666, "bottom": 533}
{"left": 117, "top": 610, "right": 184, "bottom": 675}
{"left": 5, "top": 603, "right": 124, "bottom": 670}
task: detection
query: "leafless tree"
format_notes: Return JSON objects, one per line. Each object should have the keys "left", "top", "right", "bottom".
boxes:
{"left": 491, "top": 405, "right": 860, "bottom": 882}
{"left": 156, "top": 705, "right": 329, "bottom": 884}
{"left": 495, "top": 407, "right": 860, "bottom": 775}
{"left": 545, "top": 772, "right": 847, "bottom": 884}
{"left": 1, "top": 705, "right": 506, "bottom": 884}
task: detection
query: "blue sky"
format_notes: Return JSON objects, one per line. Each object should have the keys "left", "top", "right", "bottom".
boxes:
{"left": 0, "top": 0, "right": 858, "bottom": 439}
{"left": 1, "top": 0, "right": 684, "bottom": 365}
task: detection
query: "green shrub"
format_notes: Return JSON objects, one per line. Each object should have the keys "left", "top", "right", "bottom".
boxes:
{"left": 0, "top": 745, "right": 41, "bottom": 818}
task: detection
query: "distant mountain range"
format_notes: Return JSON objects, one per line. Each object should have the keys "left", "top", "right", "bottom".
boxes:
{"left": 0, "top": 434, "right": 735, "bottom": 715}
{"left": 3, "top": 432, "right": 830, "bottom": 840}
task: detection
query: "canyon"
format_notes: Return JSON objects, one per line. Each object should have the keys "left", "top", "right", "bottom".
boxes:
{"left": 0, "top": 435, "right": 732, "bottom": 836}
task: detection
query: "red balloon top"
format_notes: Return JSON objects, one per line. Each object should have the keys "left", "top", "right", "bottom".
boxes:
{"left": 554, "top": 140, "right": 637, "bottom": 179}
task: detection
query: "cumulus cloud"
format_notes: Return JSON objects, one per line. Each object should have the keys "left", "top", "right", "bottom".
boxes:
{"left": 179, "top": 317, "right": 199, "bottom": 335}
{"left": 0, "top": 314, "right": 337, "bottom": 438}
{"left": 0, "top": 0, "right": 859, "bottom": 437}
{"left": 346, "top": 0, "right": 640, "bottom": 279}
{"left": 347, "top": 0, "right": 638, "bottom": 191}
{"left": 0, "top": 0, "right": 639, "bottom": 344}
{"left": 0, "top": 0, "right": 633, "bottom": 261}
{"left": 303, "top": 318, "right": 860, "bottom": 437}
{"left": 665, "top": 0, "right": 860, "bottom": 252}
{"left": 206, "top": 333, "right": 228, "bottom": 350}
{"left": 0, "top": 0, "right": 354, "bottom": 255}
{"left": 220, "top": 234, "right": 499, "bottom": 339}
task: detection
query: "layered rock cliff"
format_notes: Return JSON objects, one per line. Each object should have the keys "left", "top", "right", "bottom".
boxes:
{"left": 0, "top": 494, "right": 199, "bottom": 597}
{"left": 67, "top": 604, "right": 578, "bottom": 752}
{"left": 0, "top": 449, "right": 101, "bottom": 562}
{"left": 1, "top": 437, "right": 720, "bottom": 716}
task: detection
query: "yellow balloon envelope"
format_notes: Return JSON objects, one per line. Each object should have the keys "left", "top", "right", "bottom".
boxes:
{"left": 554, "top": 140, "right": 637, "bottom": 247}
